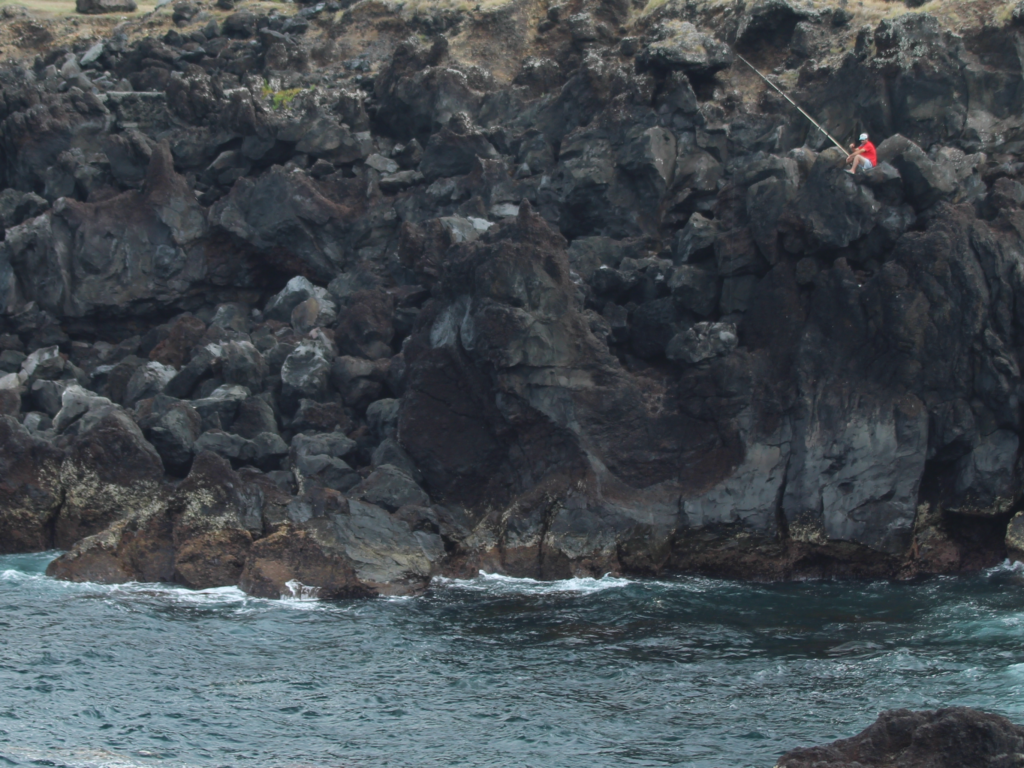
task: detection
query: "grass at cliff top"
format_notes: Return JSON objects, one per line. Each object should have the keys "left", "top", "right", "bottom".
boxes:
{"left": 0, "top": 0, "right": 161, "bottom": 15}
{"left": 639, "top": 0, "right": 1017, "bottom": 29}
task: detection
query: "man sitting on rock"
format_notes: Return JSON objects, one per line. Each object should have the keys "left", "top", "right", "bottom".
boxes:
{"left": 845, "top": 133, "right": 877, "bottom": 175}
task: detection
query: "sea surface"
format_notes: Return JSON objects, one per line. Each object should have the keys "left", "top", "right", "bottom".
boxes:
{"left": 2, "top": 552, "right": 1024, "bottom": 768}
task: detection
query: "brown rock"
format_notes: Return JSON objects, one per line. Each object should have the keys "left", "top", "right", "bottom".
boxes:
{"left": 55, "top": 408, "right": 165, "bottom": 549}
{"left": 169, "top": 451, "right": 263, "bottom": 589}
{"left": 149, "top": 314, "right": 207, "bottom": 368}
{"left": 335, "top": 290, "right": 395, "bottom": 360}
{"left": 0, "top": 416, "right": 65, "bottom": 554}
{"left": 776, "top": 707, "right": 1024, "bottom": 768}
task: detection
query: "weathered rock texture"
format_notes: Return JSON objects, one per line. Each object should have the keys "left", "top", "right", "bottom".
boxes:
{"left": 3, "top": 0, "right": 1024, "bottom": 596}
{"left": 776, "top": 707, "right": 1024, "bottom": 768}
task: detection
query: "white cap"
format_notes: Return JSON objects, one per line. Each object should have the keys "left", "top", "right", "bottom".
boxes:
{"left": 859, "top": 133, "right": 869, "bottom": 141}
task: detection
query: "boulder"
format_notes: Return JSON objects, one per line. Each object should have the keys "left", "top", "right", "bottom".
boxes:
{"left": 239, "top": 493, "right": 442, "bottom": 598}
{"left": 55, "top": 407, "right": 165, "bottom": 549}
{"left": 0, "top": 416, "right": 65, "bottom": 553}
{"left": 76, "top": 0, "right": 137, "bottom": 13}
{"left": 666, "top": 322, "right": 738, "bottom": 364}
{"left": 280, "top": 338, "right": 334, "bottom": 414}
{"left": 124, "top": 361, "right": 176, "bottom": 407}
{"left": 637, "top": 21, "right": 734, "bottom": 79}
{"left": 418, "top": 123, "right": 499, "bottom": 181}
{"left": 351, "top": 464, "right": 430, "bottom": 512}
{"left": 193, "top": 429, "right": 288, "bottom": 471}
{"left": 135, "top": 395, "right": 202, "bottom": 476}
{"left": 876, "top": 135, "right": 956, "bottom": 211}
{"left": 776, "top": 708, "right": 1024, "bottom": 768}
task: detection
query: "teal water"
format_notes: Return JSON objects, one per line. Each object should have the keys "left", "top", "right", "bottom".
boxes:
{"left": 2, "top": 553, "right": 1024, "bottom": 768}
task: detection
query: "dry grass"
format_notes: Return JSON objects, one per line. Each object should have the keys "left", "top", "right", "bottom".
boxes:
{"left": 0, "top": 0, "right": 160, "bottom": 16}
{"left": 637, "top": 0, "right": 1017, "bottom": 31}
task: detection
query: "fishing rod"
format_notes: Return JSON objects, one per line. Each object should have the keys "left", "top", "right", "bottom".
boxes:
{"left": 734, "top": 52, "right": 850, "bottom": 157}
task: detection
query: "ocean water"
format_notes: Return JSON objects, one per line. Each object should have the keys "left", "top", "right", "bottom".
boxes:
{"left": 2, "top": 553, "right": 1024, "bottom": 768}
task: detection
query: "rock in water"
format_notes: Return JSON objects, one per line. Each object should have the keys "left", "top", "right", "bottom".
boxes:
{"left": 776, "top": 708, "right": 1024, "bottom": 768}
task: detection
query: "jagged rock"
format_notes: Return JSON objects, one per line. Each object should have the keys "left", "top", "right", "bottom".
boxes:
{"left": 948, "top": 430, "right": 1021, "bottom": 516}
{"left": 776, "top": 707, "right": 1024, "bottom": 768}
{"left": 366, "top": 398, "right": 400, "bottom": 440}
{"left": 735, "top": 0, "right": 812, "bottom": 50}
{"left": 280, "top": 338, "right": 334, "bottom": 414}
{"left": 76, "top": 0, "right": 137, "bottom": 13}
{"left": 21, "top": 346, "right": 64, "bottom": 380}
{"left": 55, "top": 407, "right": 165, "bottom": 549}
{"left": 193, "top": 429, "right": 288, "bottom": 471}
{"left": 219, "top": 340, "right": 267, "bottom": 393}
{"left": 418, "top": 122, "right": 500, "bottom": 182}
{"left": 637, "top": 21, "right": 734, "bottom": 78}
{"left": 124, "top": 361, "right": 176, "bottom": 407}
{"left": 230, "top": 396, "right": 278, "bottom": 440}
{"left": 877, "top": 134, "right": 957, "bottom": 210}
{"left": 371, "top": 437, "right": 422, "bottom": 482}
{"left": 136, "top": 395, "right": 202, "bottom": 476}
{"left": 149, "top": 315, "right": 206, "bottom": 368}
{"left": 30, "top": 379, "right": 73, "bottom": 417}
{"left": 329, "top": 355, "right": 388, "bottom": 410}
{"left": 666, "top": 322, "right": 738, "bottom": 364}
{"left": 0, "top": 190, "right": 48, "bottom": 230}
{"left": 673, "top": 213, "right": 717, "bottom": 263}
{"left": 190, "top": 384, "right": 249, "bottom": 431}
{"left": 668, "top": 266, "right": 719, "bottom": 317}
{"left": 0, "top": 416, "right": 65, "bottom": 553}
{"left": 780, "top": 148, "right": 881, "bottom": 253}
{"left": 289, "top": 398, "right": 349, "bottom": 433}
{"left": 351, "top": 464, "right": 430, "bottom": 512}
{"left": 1, "top": 143, "right": 207, "bottom": 319}
{"left": 335, "top": 290, "right": 394, "bottom": 360}
{"left": 47, "top": 451, "right": 262, "bottom": 588}
{"left": 239, "top": 492, "right": 442, "bottom": 598}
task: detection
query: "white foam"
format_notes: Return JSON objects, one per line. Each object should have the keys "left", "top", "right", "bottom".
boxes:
{"left": 985, "top": 559, "right": 1024, "bottom": 576}
{"left": 432, "top": 570, "right": 632, "bottom": 595}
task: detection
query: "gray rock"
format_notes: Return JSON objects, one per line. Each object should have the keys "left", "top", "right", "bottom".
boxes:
{"left": 52, "top": 384, "right": 115, "bottom": 434}
{"left": 124, "top": 361, "right": 176, "bottom": 407}
{"left": 30, "top": 379, "right": 73, "bottom": 417}
{"left": 673, "top": 213, "right": 717, "bottom": 264}
{"left": 76, "top": 0, "right": 137, "bottom": 13}
{"left": 950, "top": 430, "right": 1021, "bottom": 516}
{"left": 280, "top": 338, "right": 334, "bottom": 414}
{"left": 193, "top": 429, "right": 288, "bottom": 471}
{"left": 264, "top": 276, "right": 317, "bottom": 321}
{"left": 379, "top": 170, "right": 425, "bottom": 194}
{"left": 291, "top": 432, "right": 356, "bottom": 460}
{"left": 230, "top": 397, "right": 278, "bottom": 440}
{"left": 666, "top": 322, "right": 738, "bottom": 364}
{"left": 366, "top": 398, "right": 400, "bottom": 440}
{"left": 220, "top": 340, "right": 267, "bottom": 393}
{"left": 668, "top": 265, "right": 720, "bottom": 317}
{"left": 638, "top": 21, "right": 733, "bottom": 78}
{"left": 352, "top": 464, "right": 430, "bottom": 512}
{"left": 371, "top": 437, "right": 422, "bottom": 483}
{"left": 22, "top": 346, "right": 64, "bottom": 381}
{"left": 876, "top": 134, "right": 956, "bottom": 210}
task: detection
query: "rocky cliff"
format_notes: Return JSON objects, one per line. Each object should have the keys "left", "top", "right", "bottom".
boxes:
{"left": 3, "top": 0, "right": 1024, "bottom": 596}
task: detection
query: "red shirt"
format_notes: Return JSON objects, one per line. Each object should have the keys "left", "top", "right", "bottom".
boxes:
{"left": 860, "top": 141, "right": 877, "bottom": 166}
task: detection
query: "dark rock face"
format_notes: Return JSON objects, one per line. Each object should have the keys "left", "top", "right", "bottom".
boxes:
{"left": 777, "top": 708, "right": 1024, "bottom": 768}
{"left": 2, "top": 0, "right": 1024, "bottom": 596}
{"left": 0, "top": 416, "right": 64, "bottom": 553}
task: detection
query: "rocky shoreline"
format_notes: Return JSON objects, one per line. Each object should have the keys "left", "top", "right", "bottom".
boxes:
{"left": 3, "top": 0, "right": 1024, "bottom": 597}
{"left": 776, "top": 707, "right": 1024, "bottom": 768}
